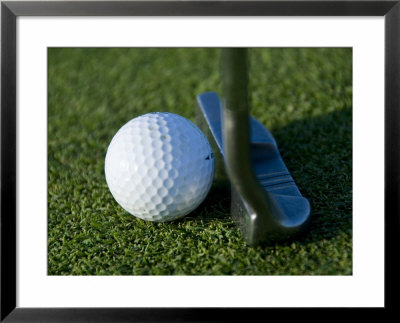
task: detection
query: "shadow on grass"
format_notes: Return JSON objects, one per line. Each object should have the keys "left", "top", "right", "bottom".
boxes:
{"left": 273, "top": 107, "right": 352, "bottom": 246}
{"left": 178, "top": 183, "right": 232, "bottom": 223}
{"left": 193, "top": 107, "right": 352, "bottom": 247}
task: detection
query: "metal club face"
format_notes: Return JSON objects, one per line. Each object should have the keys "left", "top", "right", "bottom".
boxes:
{"left": 197, "top": 92, "right": 310, "bottom": 245}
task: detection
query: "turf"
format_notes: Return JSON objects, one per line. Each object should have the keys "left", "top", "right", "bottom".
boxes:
{"left": 48, "top": 48, "right": 352, "bottom": 275}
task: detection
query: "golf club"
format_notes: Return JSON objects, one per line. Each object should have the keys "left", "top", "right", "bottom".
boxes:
{"left": 197, "top": 48, "right": 311, "bottom": 245}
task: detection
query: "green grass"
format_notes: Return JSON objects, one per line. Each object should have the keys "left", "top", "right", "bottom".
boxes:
{"left": 48, "top": 48, "right": 352, "bottom": 275}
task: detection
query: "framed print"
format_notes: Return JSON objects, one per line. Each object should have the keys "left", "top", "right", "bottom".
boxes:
{"left": 1, "top": 0, "right": 399, "bottom": 321}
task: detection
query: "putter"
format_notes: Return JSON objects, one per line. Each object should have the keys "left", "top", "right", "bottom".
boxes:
{"left": 197, "top": 48, "right": 310, "bottom": 245}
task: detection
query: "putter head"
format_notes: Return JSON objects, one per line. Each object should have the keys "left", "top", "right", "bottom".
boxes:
{"left": 197, "top": 92, "right": 310, "bottom": 245}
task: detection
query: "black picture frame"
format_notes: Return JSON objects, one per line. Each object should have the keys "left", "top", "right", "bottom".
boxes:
{"left": 1, "top": 1, "right": 399, "bottom": 321}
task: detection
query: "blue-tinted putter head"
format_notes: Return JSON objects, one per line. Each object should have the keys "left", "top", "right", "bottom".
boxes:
{"left": 197, "top": 92, "right": 310, "bottom": 245}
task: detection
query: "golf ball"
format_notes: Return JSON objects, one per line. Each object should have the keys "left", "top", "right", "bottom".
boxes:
{"left": 105, "top": 112, "right": 215, "bottom": 222}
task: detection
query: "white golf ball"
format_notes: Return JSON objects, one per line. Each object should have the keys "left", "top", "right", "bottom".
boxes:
{"left": 105, "top": 112, "right": 215, "bottom": 222}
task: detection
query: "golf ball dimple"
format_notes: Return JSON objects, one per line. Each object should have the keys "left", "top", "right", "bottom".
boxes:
{"left": 105, "top": 112, "right": 215, "bottom": 222}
